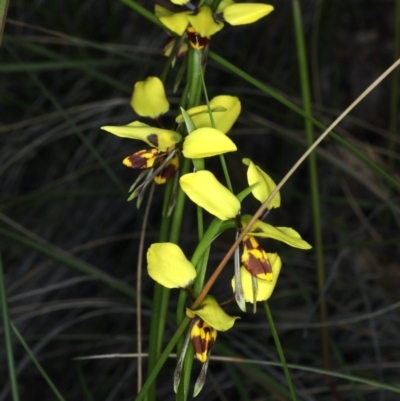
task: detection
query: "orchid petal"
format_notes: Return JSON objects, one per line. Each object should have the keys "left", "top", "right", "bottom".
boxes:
{"left": 243, "top": 158, "right": 280, "bottom": 207}
{"left": 159, "top": 10, "right": 190, "bottom": 35}
{"left": 180, "top": 171, "right": 240, "bottom": 220}
{"left": 182, "top": 127, "right": 237, "bottom": 158}
{"left": 223, "top": 4, "right": 274, "bottom": 26}
{"left": 131, "top": 77, "right": 169, "bottom": 118}
{"left": 147, "top": 243, "right": 197, "bottom": 288}
{"left": 187, "top": 6, "right": 224, "bottom": 37}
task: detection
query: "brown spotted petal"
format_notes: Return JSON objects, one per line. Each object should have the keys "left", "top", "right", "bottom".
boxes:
{"left": 154, "top": 152, "right": 180, "bottom": 184}
{"left": 241, "top": 236, "right": 273, "bottom": 281}
{"left": 190, "top": 318, "right": 217, "bottom": 363}
{"left": 122, "top": 149, "right": 161, "bottom": 169}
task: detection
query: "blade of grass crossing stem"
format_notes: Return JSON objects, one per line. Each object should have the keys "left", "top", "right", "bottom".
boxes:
{"left": 292, "top": 0, "right": 329, "bottom": 375}
{"left": 263, "top": 302, "right": 297, "bottom": 401}
{"left": 388, "top": 0, "right": 400, "bottom": 174}
{"left": 0, "top": 253, "right": 20, "bottom": 401}
{"left": 10, "top": 322, "right": 66, "bottom": 401}
{"left": 208, "top": 51, "right": 400, "bottom": 193}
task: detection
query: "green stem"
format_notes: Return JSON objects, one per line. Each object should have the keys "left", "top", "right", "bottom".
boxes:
{"left": 263, "top": 302, "right": 297, "bottom": 401}
{"left": 0, "top": 253, "right": 20, "bottom": 401}
{"left": 292, "top": 0, "right": 329, "bottom": 375}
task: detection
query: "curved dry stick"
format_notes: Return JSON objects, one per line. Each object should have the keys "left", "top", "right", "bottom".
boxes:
{"left": 192, "top": 58, "right": 400, "bottom": 309}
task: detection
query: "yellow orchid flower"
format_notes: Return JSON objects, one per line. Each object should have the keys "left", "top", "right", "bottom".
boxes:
{"left": 130, "top": 77, "right": 169, "bottom": 119}
{"left": 147, "top": 242, "right": 197, "bottom": 288}
{"left": 243, "top": 158, "right": 281, "bottom": 207}
{"left": 180, "top": 171, "right": 240, "bottom": 220}
{"left": 155, "top": 1, "right": 274, "bottom": 49}
{"left": 175, "top": 295, "right": 239, "bottom": 396}
{"left": 231, "top": 253, "right": 282, "bottom": 303}
{"left": 176, "top": 95, "right": 241, "bottom": 134}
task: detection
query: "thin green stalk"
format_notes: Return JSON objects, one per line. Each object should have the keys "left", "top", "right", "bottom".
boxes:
{"left": 0, "top": 0, "right": 9, "bottom": 46}
{"left": 388, "top": 0, "right": 400, "bottom": 173}
{"left": 76, "top": 363, "right": 95, "bottom": 401}
{"left": 0, "top": 253, "right": 20, "bottom": 401}
{"left": 263, "top": 302, "right": 297, "bottom": 401}
{"left": 292, "top": 0, "right": 329, "bottom": 376}
{"left": 11, "top": 322, "right": 66, "bottom": 401}
{"left": 146, "top": 181, "right": 174, "bottom": 401}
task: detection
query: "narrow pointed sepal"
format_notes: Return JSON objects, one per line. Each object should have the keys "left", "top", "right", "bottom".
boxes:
{"left": 174, "top": 321, "right": 194, "bottom": 394}
{"left": 101, "top": 121, "right": 182, "bottom": 151}
{"left": 193, "top": 356, "right": 211, "bottom": 397}
{"left": 234, "top": 241, "right": 246, "bottom": 312}
{"left": 241, "top": 215, "right": 312, "bottom": 249}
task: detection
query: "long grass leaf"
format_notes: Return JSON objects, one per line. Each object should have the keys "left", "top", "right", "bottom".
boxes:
{"left": 0, "top": 253, "right": 20, "bottom": 401}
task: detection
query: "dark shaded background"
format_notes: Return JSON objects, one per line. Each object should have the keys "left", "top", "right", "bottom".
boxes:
{"left": 1, "top": 0, "right": 400, "bottom": 400}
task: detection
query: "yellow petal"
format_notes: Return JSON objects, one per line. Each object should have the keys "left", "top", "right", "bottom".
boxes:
{"left": 131, "top": 77, "right": 169, "bottom": 118}
{"left": 159, "top": 11, "right": 190, "bottom": 35}
{"left": 147, "top": 243, "right": 197, "bottom": 288}
{"left": 187, "top": 6, "right": 224, "bottom": 37}
{"left": 223, "top": 3, "right": 274, "bottom": 25}
{"left": 101, "top": 121, "right": 182, "bottom": 151}
{"left": 186, "top": 296, "right": 239, "bottom": 331}
{"left": 123, "top": 149, "right": 160, "bottom": 169}
{"left": 232, "top": 254, "right": 281, "bottom": 303}
{"left": 154, "top": 4, "right": 171, "bottom": 18}
{"left": 241, "top": 215, "right": 312, "bottom": 249}
{"left": 241, "top": 236, "right": 273, "bottom": 281}
{"left": 216, "top": 0, "right": 234, "bottom": 13}
{"left": 242, "top": 158, "right": 280, "bottom": 207}
{"left": 182, "top": 127, "right": 237, "bottom": 158}
{"left": 170, "top": 0, "right": 189, "bottom": 5}
{"left": 176, "top": 96, "right": 241, "bottom": 133}
{"left": 180, "top": 171, "right": 240, "bottom": 220}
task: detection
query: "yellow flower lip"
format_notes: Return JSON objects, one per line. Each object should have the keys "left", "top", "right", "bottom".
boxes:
{"left": 241, "top": 235, "right": 273, "bottom": 281}
{"left": 186, "top": 296, "right": 239, "bottom": 331}
{"left": 190, "top": 318, "right": 217, "bottom": 363}
{"left": 147, "top": 243, "right": 197, "bottom": 288}
{"left": 180, "top": 171, "right": 240, "bottom": 220}
{"left": 241, "top": 215, "right": 312, "bottom": 249}
{"left": 232, "top": 253, "right": 282, "bottom": 303}
{"left": 131, "top": 77, "right": 169, "bottom": 119}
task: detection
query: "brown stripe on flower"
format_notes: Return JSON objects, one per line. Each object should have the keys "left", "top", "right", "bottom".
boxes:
{"left": 123, "top": 149, "right": 160, "bottom": 169}
{"left": 186, "top": 27, "right": 211, "bottom": 49}
{"left": 190, "top": 318, "right": 217, "bottom": 363}
{"left": 154, "top": 153, "right": 180, "bottom": 184}
{"left": 242, "top": 236, "right": 273, "bottom": 281}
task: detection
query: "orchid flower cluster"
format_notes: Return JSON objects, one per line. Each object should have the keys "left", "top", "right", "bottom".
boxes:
{"left": 102, "top": 0, "right": 311, "bottom": 398}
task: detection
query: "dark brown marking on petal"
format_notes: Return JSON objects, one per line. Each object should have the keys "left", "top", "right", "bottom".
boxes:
{"left": 186, "top": 27, "right": 210, "bottom": 50}
{"left": 123, "top": 149, "right": 160, "bottom": 169}
{"left": 147, "top": 134, "right": 159, "bottom": 147}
